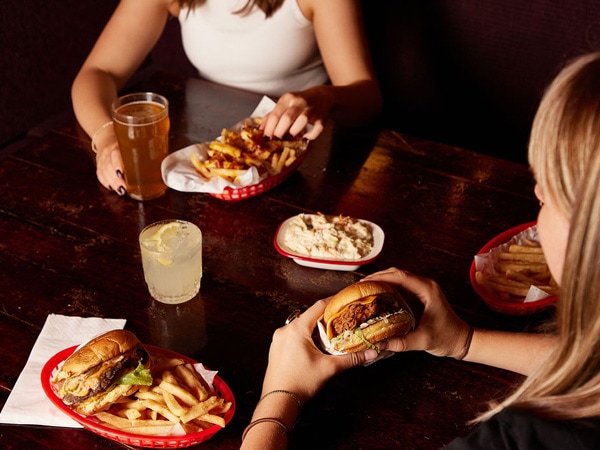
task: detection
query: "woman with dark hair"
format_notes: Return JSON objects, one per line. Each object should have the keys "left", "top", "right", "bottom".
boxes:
{"left": 72, "top": 0, "right": 381, "bottom": 196}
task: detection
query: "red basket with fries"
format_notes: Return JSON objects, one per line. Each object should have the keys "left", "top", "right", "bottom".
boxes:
{"left": 41, "top": 345, "right": 235, "bottom": 448}
{"left": 162, "top": 114, "right": 310, "bottom": 200}
{"left": 209, "top": 148, "right": 309, "bottom": 201}
{"left": 470, "top": 222, "right": 558, "bottom": 315}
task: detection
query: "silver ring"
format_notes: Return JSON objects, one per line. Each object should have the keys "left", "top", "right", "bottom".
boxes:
{"left": 285, "top": 310, "right": 301, "bottom": 325}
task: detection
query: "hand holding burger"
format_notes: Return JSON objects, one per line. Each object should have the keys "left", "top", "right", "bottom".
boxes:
{"left": 52, "top": 329, "right": 152, "bottom": 416}
{"left": 322, "top": 280, "right": 415, "bottom": 353}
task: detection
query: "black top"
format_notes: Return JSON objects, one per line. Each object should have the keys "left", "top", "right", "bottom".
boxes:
{"left": 445, "top": 407, "right": 600, "bottom": 449}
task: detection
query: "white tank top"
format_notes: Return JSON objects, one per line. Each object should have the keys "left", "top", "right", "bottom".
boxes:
{"left": 178, "top": 0, "right": 328, "bottom": 97}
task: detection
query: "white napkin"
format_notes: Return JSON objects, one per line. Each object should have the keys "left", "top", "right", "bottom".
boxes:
{"left": 0, "top": 314, "right": 126, "bottom": 427}
{"left": 162, "top": 96, "right": 277, "bottom": 193}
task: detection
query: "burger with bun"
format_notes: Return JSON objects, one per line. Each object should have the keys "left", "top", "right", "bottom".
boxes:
{"left": 52, "top": 329, "right": 152, "bottom": 416}
{"left": 323, "top": 281, "right": 415, "bottom": 353}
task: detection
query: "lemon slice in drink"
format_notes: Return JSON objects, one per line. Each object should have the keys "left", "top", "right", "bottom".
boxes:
{"left": 154, "top": 221, "right": 183, "bottom": 252}
{"left": 149, "top": 221, "right": 186, "bottom": 265}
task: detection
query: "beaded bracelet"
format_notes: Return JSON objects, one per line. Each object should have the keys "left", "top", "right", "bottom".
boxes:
{"left": 241, "top": 417, "right": 290, "bottom": 442}
{"left": 455, "top": 325, "right": 475, "bottom": 360}
{"left": 91, "top": 120, "right": 114, "bottom": 154}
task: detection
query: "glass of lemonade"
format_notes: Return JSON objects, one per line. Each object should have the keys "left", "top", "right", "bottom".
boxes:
{"left": 139, "top": 220, "right": 203, "bottom": 304}
{"left": 112, "top": 92, "right": 170, "bottom": 201}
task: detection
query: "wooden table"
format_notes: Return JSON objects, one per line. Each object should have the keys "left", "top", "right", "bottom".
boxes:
{"left": 0, "top": 69, "right": 550, "bottom": 449}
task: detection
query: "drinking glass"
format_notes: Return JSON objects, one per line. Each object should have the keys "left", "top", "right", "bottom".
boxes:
{"left": 112, "top": 92, "right": 170, "bottom": 200}
{"left": 139, "top": 220, "right": 203, "bottom": 304}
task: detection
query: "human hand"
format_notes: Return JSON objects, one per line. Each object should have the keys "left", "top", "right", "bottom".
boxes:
{"left": 95, "top": 142, "right": 126, "bottom": 196}
{"left": 260, "top": 86, "right": 333, "bottom": 141}
{"left": 261, "top": 298, "right": 378, "bottom": 404}
{"left": 363, "top": 268, "right": 471, "bottom": 359}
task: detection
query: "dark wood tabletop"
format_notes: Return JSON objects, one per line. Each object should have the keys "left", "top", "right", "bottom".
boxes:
{"left": 0, "top": 69, "right": 552, "bottom": 449}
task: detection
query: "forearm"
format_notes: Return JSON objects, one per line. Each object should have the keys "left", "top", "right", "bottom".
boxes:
{"left": 463, "top": 329, "right": 557, "bottom": 375}
{"left": 71, "top": 68, "right": 121, "bottom": 138}
{"left": 241, "top": 390, "right": 301, "bottom": 450}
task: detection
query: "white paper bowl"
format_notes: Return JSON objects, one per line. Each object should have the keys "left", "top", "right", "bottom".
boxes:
{"left": 274, "top": 215, "right": 384, "bottom": 271}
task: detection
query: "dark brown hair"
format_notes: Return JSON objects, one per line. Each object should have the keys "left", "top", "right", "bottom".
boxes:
{"left": 178, "top": 0, "right": 284, "bottom": 17}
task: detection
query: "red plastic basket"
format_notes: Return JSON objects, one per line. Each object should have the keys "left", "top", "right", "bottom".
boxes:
{"left": 469, "top": 222, "right": 557, "bottom": 315}
{"left": 210, "top": 146, "right": 308, "bottom": 201}
{"left": 41, "top": 345, "right": 235, "bottom": 448}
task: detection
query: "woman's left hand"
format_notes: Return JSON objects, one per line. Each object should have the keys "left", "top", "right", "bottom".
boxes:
{"left": 260, "top": 86, "right": 333, "bottom": 141}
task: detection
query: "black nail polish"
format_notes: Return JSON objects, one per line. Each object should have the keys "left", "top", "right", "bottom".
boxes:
{"left": 118, "top": 186, "right": 126, "bottom": 196}
{"left": 117, "top": 170, "right": 124, "bottom": 179}
{"left": 109, "top": 185, "right": 114, "bottom": 192}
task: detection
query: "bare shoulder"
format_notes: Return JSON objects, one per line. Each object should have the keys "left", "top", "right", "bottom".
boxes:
{"left": 297, "top": 0, "right": 359, "bottom": 21}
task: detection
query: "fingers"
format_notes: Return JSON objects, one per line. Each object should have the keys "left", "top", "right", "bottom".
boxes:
{"left": 303, "top": 121, "right": 324, "bottom": 140}
{"left": 96, "top": 144, "right": 126, "bottom": 195}
{"left": 261, "top": 92, "right": 325, "bottom": 140}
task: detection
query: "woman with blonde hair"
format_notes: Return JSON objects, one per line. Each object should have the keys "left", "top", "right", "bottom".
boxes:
{"left": 72, "top": 0, "right": 381, "bottom": 196}
{"left": 241, "top": 51, "right": 600, "bottom": 449}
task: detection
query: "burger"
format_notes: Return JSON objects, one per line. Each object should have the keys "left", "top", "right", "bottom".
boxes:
{"left": 52, "top": 329, "right": 153, "bottom": 416}
{"left": 323, "top": 281, "right": 415, "bottom": 353}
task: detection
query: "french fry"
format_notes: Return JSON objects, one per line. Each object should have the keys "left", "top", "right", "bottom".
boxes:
{"left": 162, "top": 390, "right": 186, "bottom": 416}
{"left": 175, "top": 364, "right": 209, "bottom": 401}
{"left": 498, "top": 252, "right": 546, "bottom": 263}
{"left": 190, "top": 119, "right": 306, "bottom": 181}
{"left": 476, "top": 237, "right": 557, "bottom": 303}
{"left": 180, "top": 396, "right": 221, "bottom": 424}
{"left": 508, "top": 244, "right": 543, "bottom": 254}
{"left": 96, "top": 412, "right": 174, "bottom": 429}
{"left": 94, "top": 356, "right": 232, "bottom": 437}
{"left": 159, "top": 380, "right": 199, "bottom": 407}
{"left": 196, "top": 413, "right": 226, "bottom": 427}
{"left": 121, "top": 425, "right": 175, "bottom": 436}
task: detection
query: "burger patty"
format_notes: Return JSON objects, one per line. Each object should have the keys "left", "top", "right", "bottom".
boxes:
{"left": 62, "top": 357, "right": 131, "bottom": 405}
{"left": 331, "top": 295, "right": 396, "bottom": 335}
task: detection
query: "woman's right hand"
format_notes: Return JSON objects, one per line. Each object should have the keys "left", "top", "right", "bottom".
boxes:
{"left": 95, "top": 141, "right": 126, "bottom": 196}
{"left": 363, "top": 268, "right": 471, "bottom": 359}
{"left": 260, "top": 299, "right": 378, "bottom": 404}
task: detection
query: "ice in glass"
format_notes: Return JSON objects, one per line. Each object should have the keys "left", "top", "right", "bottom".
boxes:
{"left": 139, "top": 220, "right": 202, "bottom": 304}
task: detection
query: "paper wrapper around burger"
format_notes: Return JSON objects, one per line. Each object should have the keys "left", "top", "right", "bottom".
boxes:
{"left": 474, "top": 225, "right": 553, "bottom": 303}
{"left": 316, "top": 319, "right": 395, "bottom": 365}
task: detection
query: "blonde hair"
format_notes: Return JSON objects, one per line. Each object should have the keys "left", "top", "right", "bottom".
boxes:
{"left": 177, "top": 0, "right": 284, "bottom": 17}
{"left": 481, "top": 51, "right": 600, "bottom": 421}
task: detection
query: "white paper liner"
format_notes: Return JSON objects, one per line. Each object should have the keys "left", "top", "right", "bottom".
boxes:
{"left": 474, "top": 225, "right": 553, "bottom": 303}
{"left": 316, "top": 318, "right": 394, "bottom": 365}
{"left": 162, "top": 96, "right": 309, "bottom": 194}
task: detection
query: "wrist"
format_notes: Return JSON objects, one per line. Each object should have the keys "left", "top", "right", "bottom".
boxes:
{"left": 252, "top": 389, "right": 301, "bottom": 427}
{"left": 454, "top": 325, "right": 475, "bottom": 360}
{"left": 91, "top": 121, "right": 118, "bottom": 154}
{"left": 242, "top": 390, "right": 302, "bottom": 447}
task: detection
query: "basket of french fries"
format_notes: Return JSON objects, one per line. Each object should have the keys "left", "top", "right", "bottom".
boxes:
{"left": 469, "top": 222, "right": 558, "bottom": 315}
{"left": 42, "top": 344, "right": 235, "bottom": 448}
{"left": 161, "top": 116, "right": 309, "bottom": 201}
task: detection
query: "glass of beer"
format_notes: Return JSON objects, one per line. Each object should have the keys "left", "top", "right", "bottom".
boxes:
{"left": 112, "top": 92, "right": 170, "bottom": 201}
{"left": 139, "top": 220, "right": 203, "bottom": 304}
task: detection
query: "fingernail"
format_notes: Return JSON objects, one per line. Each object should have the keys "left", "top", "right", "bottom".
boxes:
{"left": 116, "top": 170, "right": 124, "bottom": 179}
{"left": 118, "top": 186, "right": 126, "bottom": 196}
{"left": 364, "top": 349, "right": 379, "bottom": 362}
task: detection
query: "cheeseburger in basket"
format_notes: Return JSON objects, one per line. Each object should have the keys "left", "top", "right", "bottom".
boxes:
{"left": 318, "top": 280, "right": 415, "bottom": 355}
